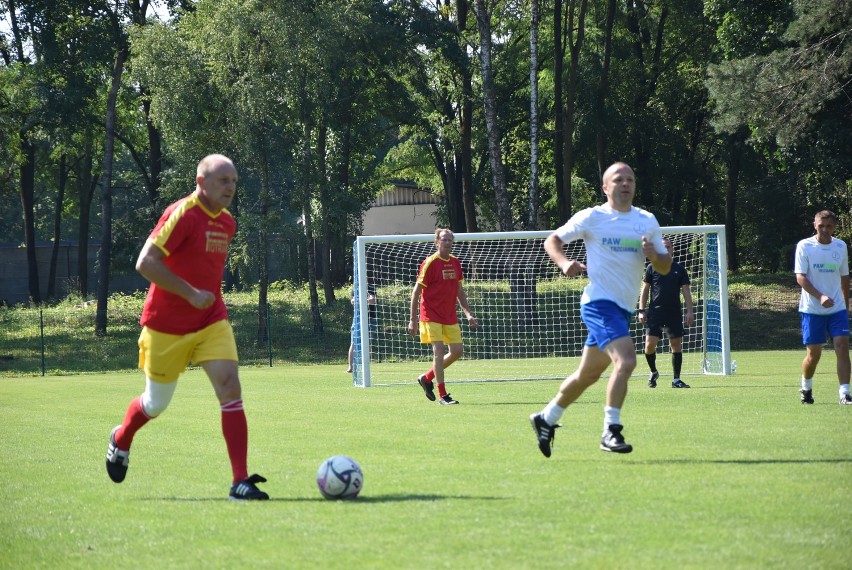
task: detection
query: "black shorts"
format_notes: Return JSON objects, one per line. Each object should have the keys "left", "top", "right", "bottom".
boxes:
{"left": 645, "top": 308, "right": 684, "bottom": 338}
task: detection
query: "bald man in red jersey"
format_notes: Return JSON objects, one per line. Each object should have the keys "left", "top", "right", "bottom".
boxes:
{"left": 105, "top": 154, "right": 268, "bottom": 501}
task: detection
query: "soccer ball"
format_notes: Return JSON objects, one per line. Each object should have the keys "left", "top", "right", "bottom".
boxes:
{"left": 316, "top": 455, "right": 363, "bottom": 500}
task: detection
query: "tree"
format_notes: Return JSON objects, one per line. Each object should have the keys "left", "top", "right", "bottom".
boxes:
{"left": 474, "top": 0, "right": 512, "bottom": 231}
{"left": 527, "top": 0, "right": 540, "bottom": 229}
{"left": 707, "top": 0, "right": 852, "bottom": 147}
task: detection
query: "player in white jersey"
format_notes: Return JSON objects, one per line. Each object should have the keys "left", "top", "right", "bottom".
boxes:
{"left": 794, "top": 210, "right": 851, "bottom": 405}
{"left": 530, "top": 162, "right": 671, "bottom": 456}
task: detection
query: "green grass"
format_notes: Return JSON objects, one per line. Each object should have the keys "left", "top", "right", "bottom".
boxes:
{"left": 1, "top": 350, "right": 849, "bottom": 568}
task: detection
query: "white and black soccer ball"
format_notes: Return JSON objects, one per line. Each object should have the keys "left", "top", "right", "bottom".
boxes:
{"left": 316, "top": 455, "right": 363, "bottom": 500}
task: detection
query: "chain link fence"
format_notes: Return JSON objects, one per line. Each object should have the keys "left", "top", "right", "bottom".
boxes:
{"left": 0, "top": 290, "right": 352, "bottom": 377}
{"left": 0, "top": 276, "right": 806, "bottom": 377}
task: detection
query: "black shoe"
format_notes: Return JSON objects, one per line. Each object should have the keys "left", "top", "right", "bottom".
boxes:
{"left": 648, "top": 371, "right": 659, "bottom": 388}
{"left": 600, "top": 424, "right": 633, "bottom": 453}
{"left": 229, "top": 474, "right": 270, "bottom": 501}
{"left": 840, "top": 394, "right": 852, "bottom": 406}
{"left": 105, "top": 425, "right": 129, "bottom": 483}
{"left": 418, "top": 375, "right": 436, "bottom": 401}
{"left": 438, "top": 394, "right": 459, "bottom": 405}
{"left": 529, "top": 413, "right": 560, "bottom": 458}
{"left": 672, "top": 379, "right": 690, "bottom": 388}
{"left": 800, "top": 389, "right": 814, "bottom": 404}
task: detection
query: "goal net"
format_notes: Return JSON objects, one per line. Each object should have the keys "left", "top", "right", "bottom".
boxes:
{"left": 351, "top": 226, "right": 730, "bottom": 387}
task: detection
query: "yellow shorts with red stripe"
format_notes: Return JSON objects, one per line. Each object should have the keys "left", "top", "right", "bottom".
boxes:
{"left": 418, "top": 322, "right": 462, "bottom": 345}
{"left": 138, "top": 319, "right": 238, "bottom": 383}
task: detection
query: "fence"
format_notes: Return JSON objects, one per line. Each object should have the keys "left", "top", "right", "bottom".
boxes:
{"left": 0, "top": 277, "right": 803, "bottom": 377}
{"left": 0, "top": 292, "right": 353, "bottom": 377}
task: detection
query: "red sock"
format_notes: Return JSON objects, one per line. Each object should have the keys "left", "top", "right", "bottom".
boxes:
{"left": 115, "top": 396, "right": 151, "bottom": 450}
{"left": 221, "top": 399, "right": 248, "bottom": 484}
{"left": 424, "top": 369, "right": 436, "bottom": 382}
{"left": 437, "top": 383, "right": 447, "bottom": 398}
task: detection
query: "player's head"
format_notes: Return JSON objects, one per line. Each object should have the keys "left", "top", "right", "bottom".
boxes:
{"left": 434, "top": 228, "right": 454, "bottom": 257}
{"left": 601, "top": 162, "right": 635, "bottom": 212}
{"left": 813, "top": 210, "right": 836, "bottom": 244}
{"left": 196, "top": 154, "right": 237, "bottom": 213}
{"left": 663, "top": 237, "right": 673, "bottom": 254}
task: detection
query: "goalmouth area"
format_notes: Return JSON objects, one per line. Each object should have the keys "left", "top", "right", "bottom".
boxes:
{"left": 352, "top": 226, "right": 731, "bottom": 387}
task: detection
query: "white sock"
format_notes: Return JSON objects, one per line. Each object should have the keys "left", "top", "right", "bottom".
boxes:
{"left": 802, "top": 376, "right": 813, "bottom": 391}
{"left": 604, "top": 406, "right": 621, "bottom": 430}
{"left": 542, "top": 399, "right": 566, "bottom": 426}
{"left": 840, "top": 384, "right": 851, "bottom": 397}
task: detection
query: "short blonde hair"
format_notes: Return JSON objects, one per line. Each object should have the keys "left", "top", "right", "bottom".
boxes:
{"left": 434, "top": 228, "right": 453, "bottom": 242}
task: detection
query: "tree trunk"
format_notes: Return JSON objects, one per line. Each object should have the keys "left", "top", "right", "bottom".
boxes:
{"left": 19, "top": 138, "right": 39, "bottom": 304}
{"left": 461, "top": 71, "right": 478, "bottom": 232}
{"left": 336, "top": 113, "right": 353, "bottom": 287}
{"left": 553, "top": 0, "right": 566, "bottom": 222}
{"left": 595, "top": 0, "right": 616, "bottom": 178}
{"left": 256, "top": 146, "right": 270, "bottom": 344}
{"left": 561, "top": 0, "right": 588, "bottom": 219}
{"left": 457, "top": 0, "right": 478, "bottom": 233}
{"left": 626, "top": 1, "right": 667, "bottom": 208}
{"left": 96, "top": 45, "right": 128, "bottom": 336}
{"left": 141, "top": 92, "right": 163, "bottom": 206}
{"left": 76, "top": 137, "right": 95, "bottom": 297}
{"left": 474, "top": 0, "right": 512, "bottom": 231}
{"left": 725, "top": 132, "right": 744, "bottom": 272}
{"left": 47, "top": 154, "right": 68, "bottom": 300}
{"left": 528, "top": 0, "right": 540, "bottom": 230}
{"left": 317, "top": 121, "right": 335, "bottom": 304}
{"left": 301, "top": 113, "right": 323, "bottom": 333}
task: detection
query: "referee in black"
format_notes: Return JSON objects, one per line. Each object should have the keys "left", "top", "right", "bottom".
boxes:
{"left": 638, "top": 238, "right": 694, "bottom": 388}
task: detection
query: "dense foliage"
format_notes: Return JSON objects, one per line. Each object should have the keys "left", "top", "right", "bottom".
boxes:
{"left": 1, "top": 0, "right": 850, "bottom": 312}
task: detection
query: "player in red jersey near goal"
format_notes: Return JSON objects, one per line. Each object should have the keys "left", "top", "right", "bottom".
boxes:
{"left": 407, "top": 228, "right": 479, "bottom": 405}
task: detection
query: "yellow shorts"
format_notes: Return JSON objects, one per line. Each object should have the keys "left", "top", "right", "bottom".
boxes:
{"left": 419, "top": 322, "right": 462, "bottom": 345}
{"left": 138, "top": 320, "right": 238, "bottom": 383}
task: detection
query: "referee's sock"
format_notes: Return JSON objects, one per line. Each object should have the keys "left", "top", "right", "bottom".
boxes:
{"left": 645, "top": 352, "right": 657, "bottom": 372}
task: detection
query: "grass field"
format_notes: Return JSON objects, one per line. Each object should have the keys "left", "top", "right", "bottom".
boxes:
{"left": 1, "top": 350, "right": 849, "bottom": 569}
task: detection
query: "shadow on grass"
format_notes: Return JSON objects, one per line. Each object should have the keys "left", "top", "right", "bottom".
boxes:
{"left": 143, "top": 493, "right": 507, "bottom": 503}
{"left": 635, "top": 458, "right": 852, "bottom": 465}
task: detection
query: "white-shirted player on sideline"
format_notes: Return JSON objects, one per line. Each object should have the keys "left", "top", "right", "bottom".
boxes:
{"left": 794, "top": 210, "right": 852, "bottom": 406}
{"left": 529, "top": 162, "right": 672, "bottom": 456}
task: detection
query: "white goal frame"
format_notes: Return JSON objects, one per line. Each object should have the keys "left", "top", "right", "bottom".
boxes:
{"left": 351, "top": 225, "right": 730, "bottom": 387}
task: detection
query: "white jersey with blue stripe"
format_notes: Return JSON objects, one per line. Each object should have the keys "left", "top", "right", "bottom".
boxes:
{"left": 794, "top": 236, "right": 849, "bottom": 315}
{"left": 554, "top": 204, "right": 666, "bottom": 312}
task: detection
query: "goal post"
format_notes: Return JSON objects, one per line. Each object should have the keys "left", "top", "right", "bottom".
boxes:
{"left": 351, "top": 225, "right": 731, "bottom": 387}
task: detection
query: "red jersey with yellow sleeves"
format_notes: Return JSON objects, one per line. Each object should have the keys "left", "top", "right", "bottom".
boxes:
{"left": 417, "top": 252, "right": 463, "bottom": 325}
{"left": 139, "top": 193, "right": 236, "bottom": 335}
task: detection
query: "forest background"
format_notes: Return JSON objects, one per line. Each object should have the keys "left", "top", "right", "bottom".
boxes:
{"left": 1, "top": 0, "right": 851, "bottom": 337}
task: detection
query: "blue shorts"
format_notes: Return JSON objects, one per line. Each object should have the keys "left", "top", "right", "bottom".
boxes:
{"left": 801, "top": 311, "right": 850, "bottom": 345}
{"left": 581, "top": 300, "right": 632, "bottom": 350}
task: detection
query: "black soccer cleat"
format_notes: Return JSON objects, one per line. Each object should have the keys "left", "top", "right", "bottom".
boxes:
{"left": 530, "top": 413, "right": 560, "bottom": 458}
{"left": 671, "top": 379, "right": 690, "bottom": 389}
{"left": 600, "top": 424, "right": 633, "bottom": 454}
{"left": 840, "top": 394, "right": 852, "bottom": 406}
{"left": 438, "top": 393, "right": 459, "bottom": 405}
{"left": 418, "top": 375, "right": 436, "bottom": 402}
{"left": 800, "top": 389, "right": 814, "bottom": 404}
{"left": 648, "top": 371, "right": 659, "bottom": 389}
{"left": 106, "top": 425, "right": 130, "bottom": 483}
{"left": 229, "top": 474, "right": 270, "bottom": 501}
